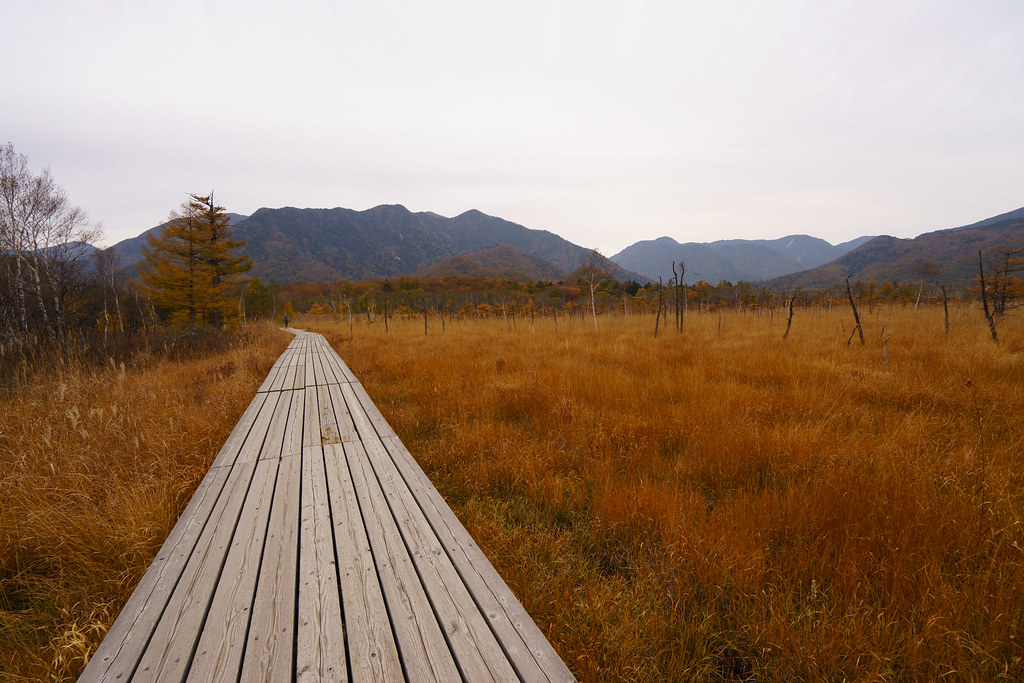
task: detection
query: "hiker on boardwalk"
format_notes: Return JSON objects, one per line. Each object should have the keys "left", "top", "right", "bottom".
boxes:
{"left": 283, "top": 314, "right": 289, "bottom": 328}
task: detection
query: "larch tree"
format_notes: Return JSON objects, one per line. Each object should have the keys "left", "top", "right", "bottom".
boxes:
{"left": 139, "top": 193, "right": 251, "bottom": 328}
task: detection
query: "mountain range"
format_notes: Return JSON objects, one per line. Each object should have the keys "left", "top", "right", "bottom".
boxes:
{"left": 771, "top": 206, "right": 1024, "bottom": 289}
{"left": 108, "top": 203, "right": 1024, "bottom": 288}
{"left": 611, "top": 234, "right": 874, "bottom": 284}
{"left": 114, "top": 205, "right": 595, "bottom": 282}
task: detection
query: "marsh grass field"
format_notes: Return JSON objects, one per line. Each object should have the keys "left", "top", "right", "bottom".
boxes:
{"left": 2, "top": 306, "right": 1023, "bottom": 680}
{"left": 310, "top": 305, "right": 1024, "bottom": 681}
{"left": 0, "top": 324, "right": 290, "bottom": 680}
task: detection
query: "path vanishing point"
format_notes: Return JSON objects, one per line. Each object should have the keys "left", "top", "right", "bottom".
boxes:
{"left": 79, "top": 329, "right": 575, "bottom": 682}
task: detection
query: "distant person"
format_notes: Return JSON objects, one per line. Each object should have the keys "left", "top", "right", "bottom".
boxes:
{"left": 283, "top": 314, "right": 289, "bottom": 328}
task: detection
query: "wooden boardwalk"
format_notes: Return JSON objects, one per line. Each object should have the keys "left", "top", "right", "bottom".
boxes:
{"left": 80, "top": 330, "right": 575, "bottom": 682}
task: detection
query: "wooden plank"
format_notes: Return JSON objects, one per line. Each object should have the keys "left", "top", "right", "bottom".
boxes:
{"left": 280, "top": 388, "right": 305, "bottom": 459}
{"left": 280, "top": 365, "right": 298, "bottom": 393}
{"left": 129, "top": 459, "right": 262, "bottom": 682}
{"left": 184, "top": 458, "right": 281, "bottom": 683}
{"left": 292, "top": 363, "right": 306, "bottom": 390}
{"left": 296, "top": 445, "right": 347, "bottom": 681}
{"left": 344, "top": 439, "right": 461, "bottom": 681}
{"left": 323, "top": 384, "right": 358, "bottom": 443}
{"left": 320, "top": 343, "right": 357, "bottom": 384}
{"left": 268, "top": 357, "right": 292, "bottom": 392}
{"left": 240, "top": 390, "right": 290, "bottom": 464}
{"left": 208, "top": 392, "right": 269, "bottom": 466}
{"left": 311, "top": 336, "right": 342, "bottom": 386}
{"left": 304, "top": 342, "right": 316, "bottom": 388}
{"left": 209, "top": 392, "right": 274, "bottom": 469}
{"left": 341, "top": 384, "right": 517, "bottom": 682}
{"left": 322, "top": 443, "right": 403, "bottom": 682}
{"left": 349, "top": 381, "right": 575, "bottom": 682}
{"left": 256, "top": 357, "right": 287, "bottom": 394}
{"left": 304, "top": 385, "right": 323, "bottom": 448}
{"left": 78, "top": 465, "right": 232, "bottom": 681}
{"left": 318, "top": 337, "right": 358, "bottom": 384}
{"left": 240, "top": 451, "right": 302, "bottom": 681}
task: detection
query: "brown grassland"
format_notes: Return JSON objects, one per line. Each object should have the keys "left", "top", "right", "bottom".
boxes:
{"left": 0, "top": 323, "right": 290, "bottom": 680}
{"left": 2, "top": 306, "right": 1023, "bottom": 680}
{"left": 309, "top": 305, "right": 1024, "bottom": 681}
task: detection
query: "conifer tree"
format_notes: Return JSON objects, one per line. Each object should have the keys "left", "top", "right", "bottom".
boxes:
{"left": 139, "top": 193, "right": 251, "bottom": 328}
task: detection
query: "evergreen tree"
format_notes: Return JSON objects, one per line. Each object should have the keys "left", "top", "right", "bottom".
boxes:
{"left": 139, "top": 193, "right": 251, "bottom": 328}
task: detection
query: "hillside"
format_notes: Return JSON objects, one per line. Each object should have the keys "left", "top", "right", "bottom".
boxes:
{"left": 110, "top": 213, "right": 248, "bottom": 275}
{"left": 113, "top": 205, "right": 595, "bottom": 282}
{"left": 611, "top": 234, "right": 872, "bottom": 284}
{"left": 773, "top": 208, "right": 1024, "bottom": 289}
{"left": 413, "top": 244, "right": 566, "bottom": 280}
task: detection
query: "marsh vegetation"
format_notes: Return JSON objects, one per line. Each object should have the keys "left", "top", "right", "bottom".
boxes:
{"left": 2, "top": 305, "right": 1022, "bottom": 680}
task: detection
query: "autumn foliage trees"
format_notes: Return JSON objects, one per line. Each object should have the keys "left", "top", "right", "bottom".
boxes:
{"left": 139, "top": 194, "right": 251, "bottom": 328}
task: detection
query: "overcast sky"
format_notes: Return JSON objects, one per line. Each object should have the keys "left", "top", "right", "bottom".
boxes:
{"left": 5, "top": 0, "right": 1023, "bottom": 255}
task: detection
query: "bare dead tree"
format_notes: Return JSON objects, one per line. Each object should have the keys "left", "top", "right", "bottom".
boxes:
{"left": 654, "top": 276, "right": 663, "bottom": 338}
{"left": 782, "top": 291, "right": 797, "bottom": 340}
{"left": 674, "top": 261, "right": 686, "bottom": 333}
{"left": 346, "top": 298, "right": 354, "bottom": 342}
{"left": 845, "top": 276, "right": 865, "bottom": 346}
{"left": 937, "top": 281, "right": 949, "bottom": 334}
{"left": 991, "top": 248, "right": 1024, "bottom": 316}
{"left": 578, "top": 249, "right": 619, "bottom": 332}
{"left": 979, "top": 251, "right": 999, "bottom": 343}
{"left": 671, "top": 262, "right": 679, "bottom": 333}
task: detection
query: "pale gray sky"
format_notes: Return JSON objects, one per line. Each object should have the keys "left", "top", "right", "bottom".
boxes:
{"left": 5, "top": 0, "right": 1023, "bottom": 254}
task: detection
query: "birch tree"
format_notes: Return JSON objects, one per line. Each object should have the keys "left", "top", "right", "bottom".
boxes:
{"left": 0, "top": 143, "right": 99, "bottom": 348}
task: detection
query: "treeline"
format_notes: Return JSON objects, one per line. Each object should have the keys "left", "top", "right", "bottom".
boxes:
{"left": 4, "top": 142, "right": 1021, "bottom": 370}
{"left": 272, "top": 273, "right": 982, "bottom": 320}
{"left": 1, "top": 146, "right": 256, "bottom": 380}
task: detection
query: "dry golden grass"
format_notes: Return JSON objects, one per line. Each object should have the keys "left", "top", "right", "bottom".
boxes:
{"left": 307, "top": 305, "right": 1024, "bottom": 681}
{"left": 0, "top": 323, "right": 290, "bottom": 681}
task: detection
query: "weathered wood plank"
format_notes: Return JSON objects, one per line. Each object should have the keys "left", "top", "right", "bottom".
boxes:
{"left": 322, "top": 442, "right": 403, "bottom": 682}
{"left": 207, "top": 392, "right": 269, "bottom": 466}
{"left": 240, "top": 450, "right": 302, "bottom": 681}
{"left": 129, "top": 459, "right": 263, "bottom": 682}
{"left": 344, "top": 439, "right": 461, "bottom": 681}
{"left": 311, "top": 341, "right": 336, "bottom": 387}
{"left": 323, "top": 384, "right": 358, "bottom": 443}
{"left": 304, "top": 343, "right": 316, "bottom": 388}
{"left": 256, "top": 357, "right": 286, "bottom": 393}
{"left": 239, "top": 390, "right": 290, "bottom": 464}
{"left": 209, "top": 389, "right": 280, "bottom": 471}
{"left": 303, "top": 385, "right": 323, "bottom": 448}
{"left": 320, "top": 343, "right": 357, "bottom": 384}
{"left": 281, "top": 387, "right": 305, "bottom": 459}
{"left": 296, "top": 445, "right": 347, "bottom": 681}
{"left": 185, "top": 458, "right": 280, "bottom": 683}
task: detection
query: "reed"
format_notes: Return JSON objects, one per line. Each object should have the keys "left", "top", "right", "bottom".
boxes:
{"left": 0, "top": 323, "right": 290, "bottom": 680}
{"left": 308, "top": 305, "right": 1024, "bottom": 681}
{"left": 5, "top": 305, "right": 1022, "bottom": 680}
